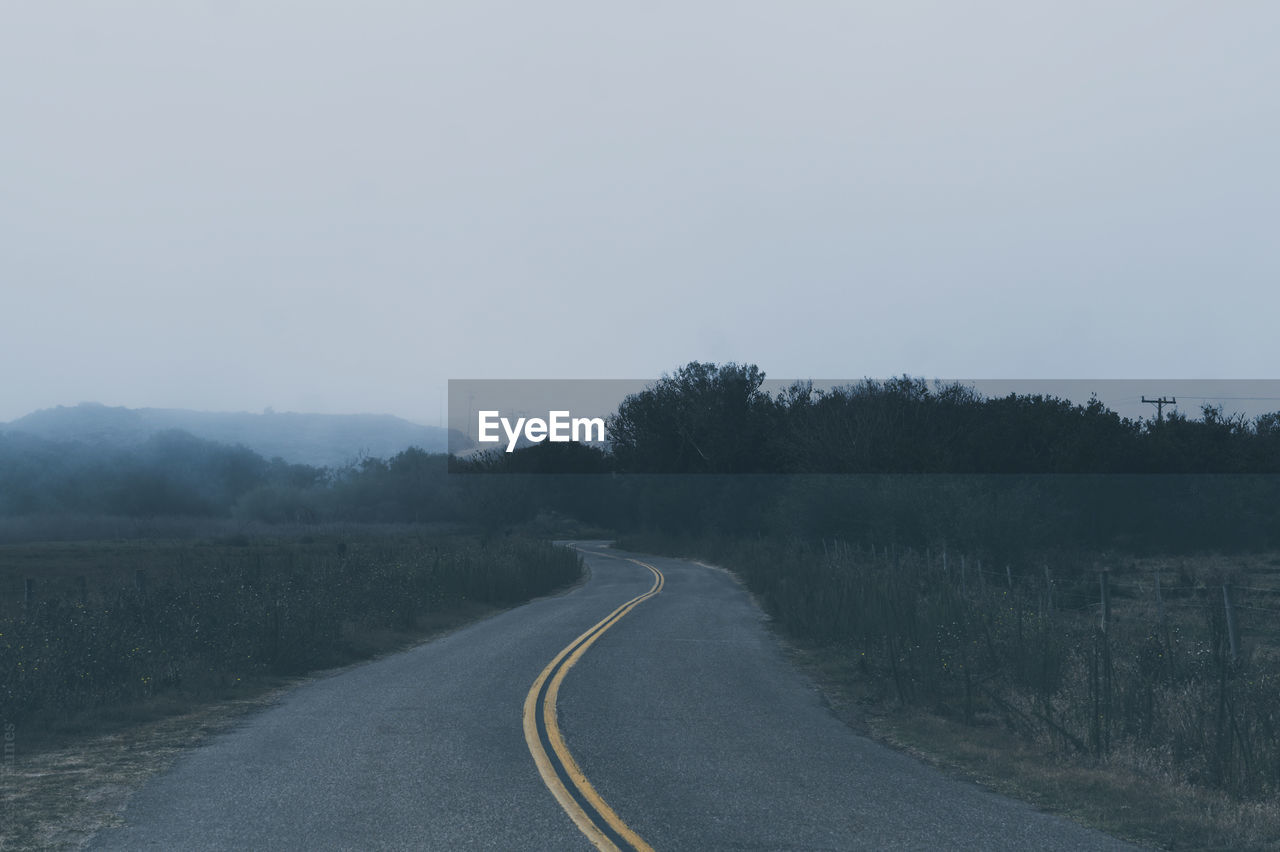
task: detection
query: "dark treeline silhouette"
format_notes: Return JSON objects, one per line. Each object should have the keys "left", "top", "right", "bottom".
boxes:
{"left": 605, "top": 363, "right": 1280, "bottom": 475}
{"left": 454, "top": 363, "right": 1280, "bottom": 554}
{"left": 3, "top": 362, "right": 1278, "bottom": 552}
{"left": 0, "top": 430, "right": 608, "bottom": 536}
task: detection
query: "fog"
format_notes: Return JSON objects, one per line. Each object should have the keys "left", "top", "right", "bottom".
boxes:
{"left": 3, "top": 2, "right": 1277, "bottom": 424}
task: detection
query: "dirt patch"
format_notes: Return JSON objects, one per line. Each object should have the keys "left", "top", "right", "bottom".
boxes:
{"left": 2, "top": 685, "right": 292, "bottom": 850}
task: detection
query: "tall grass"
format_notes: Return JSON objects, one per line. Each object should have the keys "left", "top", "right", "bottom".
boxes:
{"left": 625, "top": 533, "right": 1280, "bottom": 801}
{"left": 0, "top": 535, "right": 581, "bottom": 731}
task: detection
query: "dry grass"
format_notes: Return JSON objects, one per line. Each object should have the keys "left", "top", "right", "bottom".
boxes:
{"left": 0, "top": 527, "right": 587, "bottom": 850}
{"left": 663, "top": 539, "right": 1280, "bottom": 850}
{"left": 643, "top": 535, "right": 1280, "bottom": 831}
{"left": 0, "top": 599, "right": 504, "bottom": 851}
{"left": 2, "top": 533, "right": 582, "bottom": 732}
{"left": 785, "top": 640, "right": 1280, "bottom": 852}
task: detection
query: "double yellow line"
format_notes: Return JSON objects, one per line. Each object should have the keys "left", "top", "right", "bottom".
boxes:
{"left": 522, "top": 553, "right": 663, "bottom": 852}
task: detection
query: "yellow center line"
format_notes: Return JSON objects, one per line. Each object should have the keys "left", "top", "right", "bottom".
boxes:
{"left": 523, "top": 549, "right": 663, "bottom": 852}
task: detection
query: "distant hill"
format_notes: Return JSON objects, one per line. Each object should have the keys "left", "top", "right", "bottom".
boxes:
{"left": 3, "top": 403, "right": 474, "bottom": 468}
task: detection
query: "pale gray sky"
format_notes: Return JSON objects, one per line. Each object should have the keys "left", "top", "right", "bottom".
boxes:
{"left": 3, "top": 2, "right": 1278, "bottom": 425}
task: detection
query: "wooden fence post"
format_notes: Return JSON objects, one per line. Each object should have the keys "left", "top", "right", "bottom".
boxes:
{"left": 271, "top": 586, "right": 282, "bottom": 665}
{"left": 1156, "top": 573, "right": 1172, "bottom": 676}
{"left": 1223, "top": 584, "right": 1239, "bottom": 666}
{"left": 1098, "top": 569, "right": 1112, "bottom": 753}
{"left": 1099, "top": 569, "right": 1110, "bottom": 634}
{"left": 1155, "top": 573, "right": 1166, "bottom": 624}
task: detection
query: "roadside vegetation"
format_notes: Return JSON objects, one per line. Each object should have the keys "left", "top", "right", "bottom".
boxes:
{"left": 590, "top": 363, "right": 1280, "bottom": 850}
{"left": 0, "top": 527, "right": 582, "bottom": 850}
{"left": 4, "top": 361, "right": 1280, "bottom": 848}
{"left": 620, "top": 532, "right": 1280, "bottom": 849}
{"left": 0, "top": 531, "right": 581, "bottom": 741}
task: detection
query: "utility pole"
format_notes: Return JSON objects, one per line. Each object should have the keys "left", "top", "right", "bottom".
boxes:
{"left": 1141, "top": 395, "right": 1176, "bottom": 422}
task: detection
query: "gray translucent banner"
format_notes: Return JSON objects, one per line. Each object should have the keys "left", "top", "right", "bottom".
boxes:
{"left": 447, "top": 377, "right": 1280, "bottom": 458}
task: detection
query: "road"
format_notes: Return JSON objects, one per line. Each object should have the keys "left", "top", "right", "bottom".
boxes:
{"left": 89, "top": 542, "right": 1136, "bottom": 851}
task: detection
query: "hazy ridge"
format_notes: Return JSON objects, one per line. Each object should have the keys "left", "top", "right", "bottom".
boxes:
{"left": 3, "top": 403, "right": 473, "bottom": 468}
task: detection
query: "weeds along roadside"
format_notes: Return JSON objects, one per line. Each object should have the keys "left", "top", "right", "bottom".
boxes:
{"left": 0, "top": 532, "right": 583, "bottom": 738}
{"left": 621, "top": 532, "right": 1280, "bottom": 845}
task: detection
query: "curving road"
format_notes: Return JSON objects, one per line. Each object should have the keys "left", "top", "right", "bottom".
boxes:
{"left": 89, "top": 542, "right": 1137, "bottom": 851}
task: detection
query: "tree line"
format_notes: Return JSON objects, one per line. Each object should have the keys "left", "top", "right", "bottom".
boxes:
{"left": 602, "top": 363, "right": 1280, "bottom": 475}
{"left": 3, "top": 363, "right": 1278, "bottom": 552}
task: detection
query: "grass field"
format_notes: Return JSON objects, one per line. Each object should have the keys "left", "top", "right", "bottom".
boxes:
{"left": 0, "top": 526, "right": 582, "bottom": 741}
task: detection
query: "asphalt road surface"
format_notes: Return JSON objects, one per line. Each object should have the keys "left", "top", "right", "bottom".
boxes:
{"left": 89, "top": 542, "right": 1137, "bottom": 851}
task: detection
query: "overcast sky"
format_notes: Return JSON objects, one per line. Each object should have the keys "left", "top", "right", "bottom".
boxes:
{"left": 3, "top": 2, "right": 1278, "bottom": 425}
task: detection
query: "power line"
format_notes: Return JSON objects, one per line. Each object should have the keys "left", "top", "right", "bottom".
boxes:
{"left": 1173, "top": 396, "right": 1280, "bottom": 402}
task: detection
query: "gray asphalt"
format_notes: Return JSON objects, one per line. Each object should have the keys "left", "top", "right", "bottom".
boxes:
{"left": 89, "top": 542, "right": 1138, "bottom": 851}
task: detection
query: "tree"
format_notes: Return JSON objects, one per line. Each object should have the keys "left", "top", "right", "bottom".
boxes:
{"left": 607, "top": 362, "right": 778, "bottom": 473}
